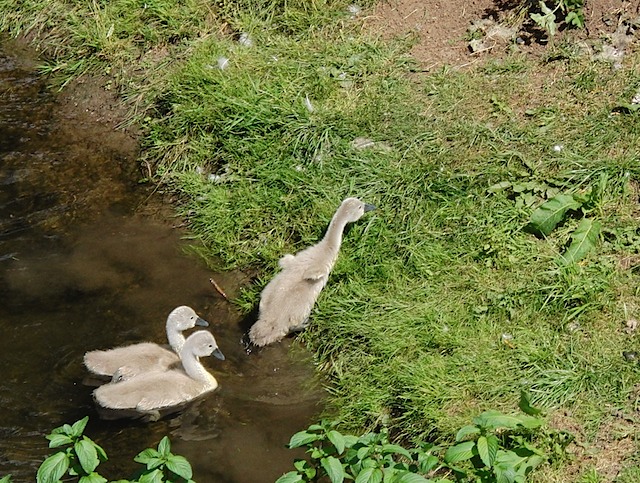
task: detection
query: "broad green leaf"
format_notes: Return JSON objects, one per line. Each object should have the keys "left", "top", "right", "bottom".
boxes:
{"left": 293, "top": 459, "right": 316, "bottom": 479}
{"left": 144, "top": 457, "right": 164, "bottom": 471}
{"left": 396, "top": 472, "right": 432, "bottom": 483}
{"left": 275, "top": 472, "right": 304, "bottom": 483}
{"left": 566, "top": 10, "right": 585, "bottom": 28}
{"left": 134, "top": 448, "right": 159, "bottom": 464}
{"left": 357, "top": 445, "right": 372, "bottom": 460}
{"left": 321, "top": 456, "right": 345, "bottom": 483}
{"left": 381, "top": 466, "right": 401, "bottom": 482}
{"left": 494, "top": 462, "right": 518, "bottom": 483}
{"left": 78, "top": 473, "right": 107, "bottom": 483}
{"left": 443, "top": 441, "right": 476, "bottom": 464}
{"left": 495, "top": 451, "right": 527, "bottom": 467}
{"left": 477, "top": 435, "right": 498, "bottom": 468}
{"left": 381, "top": 444, "right": 412, "bottom": 459}
{"left": 344, "top": 435, "right": 359, "bottom": 448}
{"left": 157, "top": 436, "right": 171, "bottom": 458}
{"left": 473, "top": 410, "right": 540, "bottom": 430}
{"left": 0, "top": 475, "right": 12, "bottom": 483}
{"left": 166, "top": 455, "right": 193, "bottom": 480}
{"left": 514, "top": 414, "right": 543, "bottom": 430}
{"left": 418, "top": 454, "right": 439, "bottom": 473}
{"left": 477, "top": 436, "right": 490, "bottom": 467}
{"left": 36, "top": 452, "right": 69, "bottom": 483}
{"left": 75, "top": 439, "right": 99, "bottom": 474}
{"left": 455, "top": 425, "right": 480, "bottom": 442}
{"left": 358, "top": 433, "right": 378, "bottom": 445}
{"left": 355, "top": 467, "right": 383, "bottom": 483}
{"left": 93, "top": 441, "right": 108, "bottom": 463}
{"left": 518, "top": 454, "right": 545, "bottom": 473}
{"left": 288, "top": 430, "right": 321, "bottom": 448}
{"left": 527, "top": 194, "right": 582, "bottom": 236}
{"left": 518, "top": 391, "right": 542, "bottom": 416}
{"left": 530, "top": 1, "right": 557, "bottom": 35}
{"left": 561, "top": 218, "right": 601, "bottom": 264}
{"left": 70, "top": 417, "right": 89, "bottom": 438}
{"left": 46, "top": 434, "right": 73, "bottom": 448}
{"left": 327, "top": 430, "right": 346, "bottom": 454}
{"left": 138, "top": 469, "right": 163, "bottom": 483}
{"left": 360, "top": 457, "right": 377, "bottom": 469}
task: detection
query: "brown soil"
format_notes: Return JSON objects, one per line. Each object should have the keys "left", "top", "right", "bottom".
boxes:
{"left": 363, "top": 0, "right": 640, "bottom": 70}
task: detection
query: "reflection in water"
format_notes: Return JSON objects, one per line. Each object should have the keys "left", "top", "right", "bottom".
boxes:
{"left": 0, "top": 40, "right": 323, "bottom": 482}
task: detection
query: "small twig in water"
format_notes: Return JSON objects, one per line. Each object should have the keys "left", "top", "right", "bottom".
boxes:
{"left": 209, "top": 277, "right": 229, "bottom": 301}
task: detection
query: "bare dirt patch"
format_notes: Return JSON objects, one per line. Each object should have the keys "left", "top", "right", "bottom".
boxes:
{"left": 363, "top": 0, "right": 640, "bottom": 70}
{"left": 364, "top": 0, "right": 499, "bottom": 69}
{"left": 547, "top": 409, "right": 639, "bottom": 482}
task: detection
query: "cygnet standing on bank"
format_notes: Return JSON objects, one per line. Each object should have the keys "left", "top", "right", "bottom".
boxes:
{"left": 249, "top": 197, "right": 375, "bottom": 346}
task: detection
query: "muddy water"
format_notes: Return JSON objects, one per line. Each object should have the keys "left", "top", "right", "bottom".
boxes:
{"left": 0, "top": 40, "right": 323, "bottom": 482}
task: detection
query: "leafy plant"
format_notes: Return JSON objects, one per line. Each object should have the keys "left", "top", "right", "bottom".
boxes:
{"left": 443, "top": 403, "right": 546, "bottom": 482}
{"left": 527, "top": 194, "right": 583, "bottom": 237}
{"left": 132, "top": 436, "right": 194, "bottom": 483}
{"left": 1, "top": 417, "right": 194, "bottom": 483}
{"left": 529, "top": 0, "right": 585, "bottom": 37}
{"left": 561, "top": 218, "right": 602, "bottom": 264}
{"left": 489, "top": 173, "right": 605, "bottom": 264}
{"left": 36, "top": 416, "right": 108, "bottom": 483}
{"left": 278, "top": 396, "right": 560, "bottom": 483}
{"left": 276, "top": 419, "right": 447, "bottom": 483}
{"left": 530, "top": 1, "right": 559, "bottom": 37}
{"left": 526, "top": 190, "right": 602, "bottom": 263}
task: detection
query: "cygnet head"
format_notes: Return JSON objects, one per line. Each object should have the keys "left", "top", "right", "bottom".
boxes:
{"left": 167, "top": 306, "right": 210, "bottom": 331}
{"left": 185, "top": 330, "right": 225, "bottom": 360}
{"left": 338, "top": 197, "right": 376, "bottom": 224}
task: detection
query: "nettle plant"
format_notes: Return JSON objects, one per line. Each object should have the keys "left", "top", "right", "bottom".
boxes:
{"left": 1, "top": 417, "right": 194, "bottom": 483}
{"left": 276, "top": 420, "right": 447, "bottom": 483}
{"left": 277, "top": 394, "right": 562, "bottom": 483}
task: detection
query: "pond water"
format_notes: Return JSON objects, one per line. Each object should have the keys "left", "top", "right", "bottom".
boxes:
{"left": 0, "top": 39, "right": 323, "bottom": 482}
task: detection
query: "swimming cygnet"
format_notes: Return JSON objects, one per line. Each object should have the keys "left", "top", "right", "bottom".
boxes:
{"left": 83, "top": 306, "right": 209, "bottom": 379}
{"left": 93, "top": 330, "right": 225, "bottom": 415}
{"left": 249, "top": 197, "right": 375, "bottom": 346}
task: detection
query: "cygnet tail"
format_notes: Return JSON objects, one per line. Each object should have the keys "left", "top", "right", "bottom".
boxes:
{"left": 83, "top": 350, "right": 114, "bottom": 377}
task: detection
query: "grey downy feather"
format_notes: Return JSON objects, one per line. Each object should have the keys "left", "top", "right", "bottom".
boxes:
{"left": 249, "top": 197, "right": 375, "bottom": 346}
{"left": 83, "top": 305, "right": 209, "bottom": 378}
{"left": 93, "top": 330, "right": 225, "bottom": 414}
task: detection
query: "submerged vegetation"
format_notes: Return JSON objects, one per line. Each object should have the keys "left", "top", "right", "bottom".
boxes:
{"left": 1, "top": 0, "right": 640, "bottom": 480}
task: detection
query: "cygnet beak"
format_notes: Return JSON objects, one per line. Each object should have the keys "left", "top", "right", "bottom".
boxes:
{"left": 364, "top": 203, "right": 376, "bottom": 212}
{"left": 213, "top": 348, "right": 225, "bottom": 360}
{"left": 195, "top": 317, "right": 209, "bottom": 327}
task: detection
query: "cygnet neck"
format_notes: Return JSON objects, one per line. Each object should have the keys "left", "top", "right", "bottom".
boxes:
{"left": 166, "top": 320, "right": 186, "bottom": 355}
{"left": 322, "top": 206, "right": 351, "bottom": 252}
{"left": 182, "top": 352, "right": 218, "bottom": 388}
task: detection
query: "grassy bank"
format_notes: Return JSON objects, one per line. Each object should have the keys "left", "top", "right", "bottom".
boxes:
{"left": 2, "top": 0, "right": 640, "bottom": 480}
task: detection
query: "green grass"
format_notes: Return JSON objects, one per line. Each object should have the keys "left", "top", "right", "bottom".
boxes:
{"left": 2, "top": 0, "right": 640, "bottom": 480}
